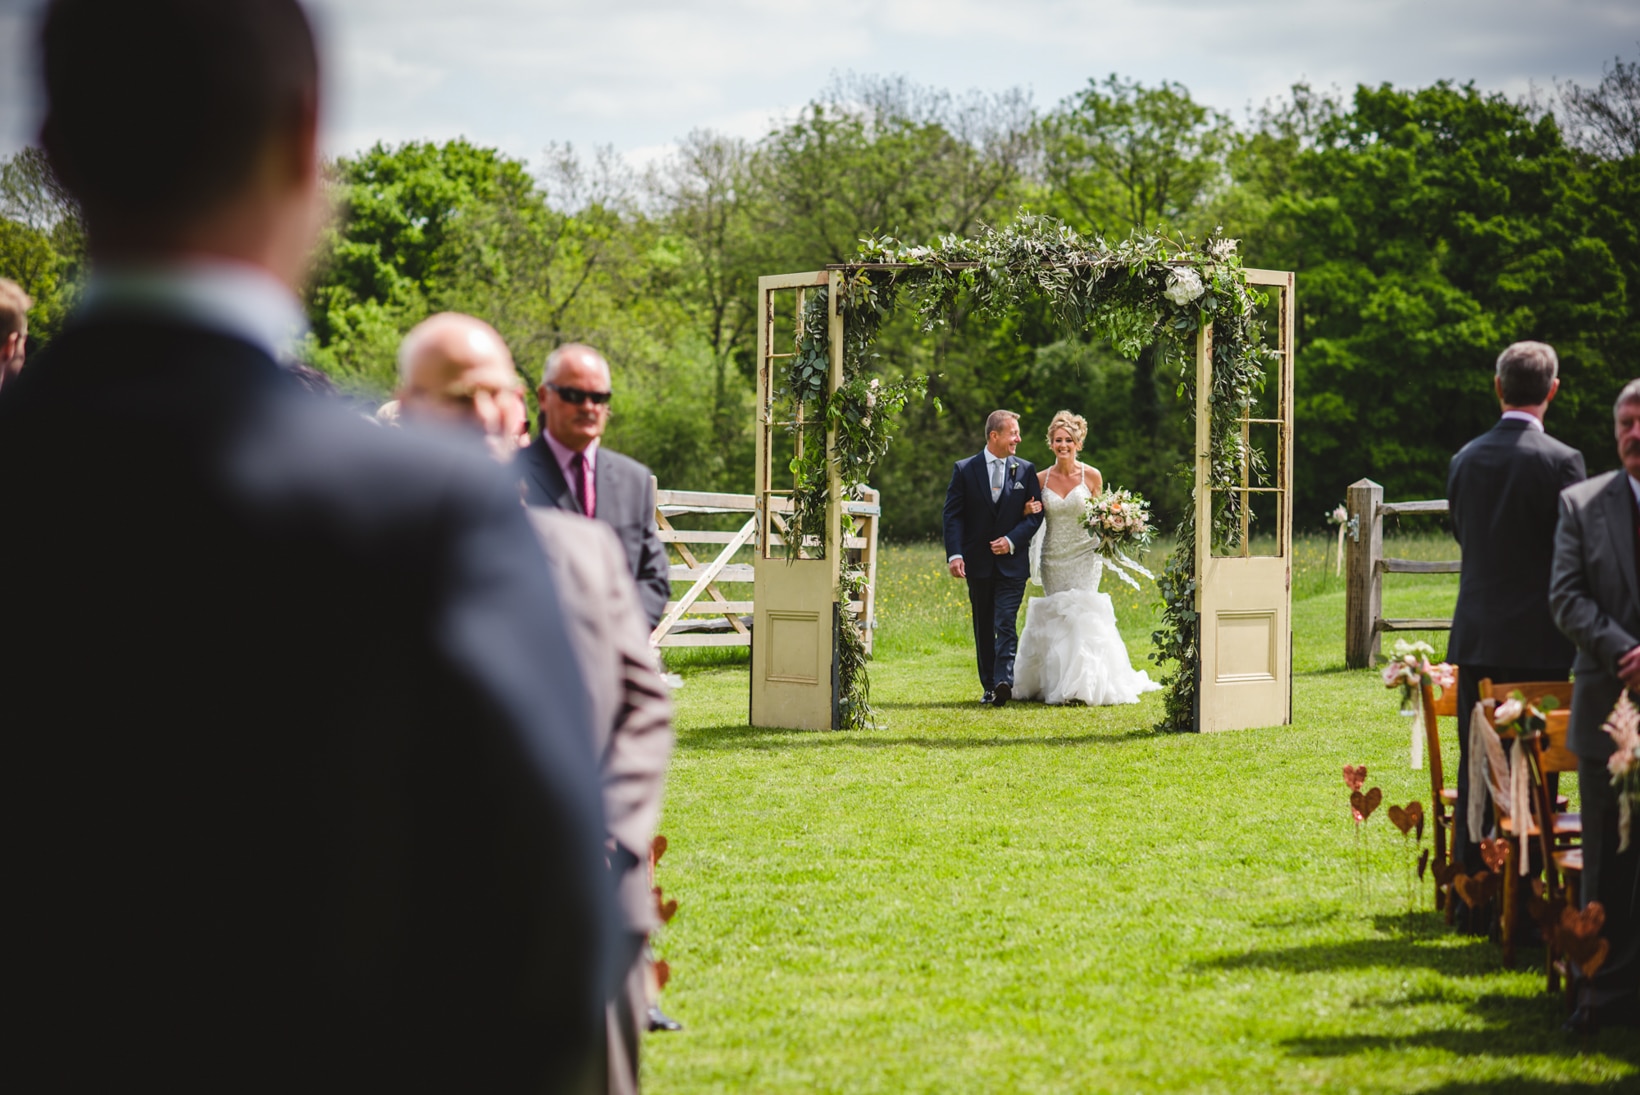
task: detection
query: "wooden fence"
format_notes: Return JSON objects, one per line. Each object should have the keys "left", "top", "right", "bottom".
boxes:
{"left": 1343, "top": 478, "right": 1460, "bottom": 668}
{"left": 648, "top": 486, "right": 881, "bottom": 653}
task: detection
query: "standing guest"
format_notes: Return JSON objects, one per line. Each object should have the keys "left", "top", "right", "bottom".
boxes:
{"left": 0, "top": 277, "right": 31, "bottom": 393}
{"left": 1, "top": 2, "right": 614, "bottom": 1091}
{"left": 397, "top": 312, "right": 529, "bottom": 461}
{"left": 943, "top": 409, "right": 1045, "bottom": 707}
{"left": 397, "top": 312, "right": 675, "bottom": 1093}
{"left": 1549, "top": 378, "right": 1640, "bottom": 1033}
{"left": 518, "top": 343, "right": 671, "bottom": 629}
{"left": 1446, "top": 341, "right": 1586, "bottom": 924}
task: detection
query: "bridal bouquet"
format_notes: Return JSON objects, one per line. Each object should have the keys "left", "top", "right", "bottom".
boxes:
{"left": 1602, "top": 691, "right": 1640, "bottom": 851}
{"left": 1082, "top": 487, "right": 1155, "bottom": 589}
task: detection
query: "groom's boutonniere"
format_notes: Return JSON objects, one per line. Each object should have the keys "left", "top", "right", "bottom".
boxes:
{"left": 1006, "top": 458, "right": 1018, "bottom": 486}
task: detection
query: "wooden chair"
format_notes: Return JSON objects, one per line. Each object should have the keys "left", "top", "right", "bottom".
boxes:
{"left": 1524, "top": 708, "right": 1584, "bottom": 997}
{"left": 1418, "top": 674, "right": 1460, "bottom": 915}
{"left": 1477, "top": 677, "right": 1578, "bottom": 968}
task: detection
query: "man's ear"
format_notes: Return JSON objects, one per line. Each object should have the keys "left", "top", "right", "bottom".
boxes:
{"left": 1545, "top": 377, "right": 1560, "bottom": 404}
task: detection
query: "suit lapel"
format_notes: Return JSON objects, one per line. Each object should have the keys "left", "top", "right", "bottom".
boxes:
{"left": 524, "top": 441, "right": 575, "bottom": 512}
{"left": 1599, "top": 473, "right": 1640, "bottom": 611}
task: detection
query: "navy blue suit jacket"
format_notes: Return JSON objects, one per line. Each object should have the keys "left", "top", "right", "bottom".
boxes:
{"left": 942, "top": 451, "right": 1043, "bottom": 580}
{"left": 0, "top": 318, "right": 614, "bottom": 1091}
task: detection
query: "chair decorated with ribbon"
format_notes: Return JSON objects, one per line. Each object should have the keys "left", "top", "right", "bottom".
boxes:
{"left": 1475, "top": 678, "right": 1577, "bottom": 968}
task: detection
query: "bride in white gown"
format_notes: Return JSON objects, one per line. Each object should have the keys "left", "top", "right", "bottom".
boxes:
{"left": 1013, "top": 411, "right": 1160, "bottom": 706}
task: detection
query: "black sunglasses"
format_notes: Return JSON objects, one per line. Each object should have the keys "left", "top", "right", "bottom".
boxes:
{"left": 545, "top": 383, "right": 612, "bottom": 405}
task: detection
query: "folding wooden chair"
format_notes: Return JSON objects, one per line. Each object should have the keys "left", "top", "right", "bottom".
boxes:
{"left": 1524, "top": 708, "right": 1584, "bottom": 997}
{"left": 1477, "top": 677, "right": 1578, "bottom": 968}
{"left": 1419, "top": 674, "right": 1460, "bottom": 915}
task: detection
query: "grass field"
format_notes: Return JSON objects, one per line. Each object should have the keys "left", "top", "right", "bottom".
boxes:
{"left": 646, "top": 535, "right": 1638, "bottom": 1093}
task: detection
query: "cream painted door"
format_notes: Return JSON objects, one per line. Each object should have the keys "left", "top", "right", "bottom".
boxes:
{"left": 750, "top": 271, "right": 842, "bottom": 730}
{"left": 1194, "top": 269, "right": 1295, "bottom": 733}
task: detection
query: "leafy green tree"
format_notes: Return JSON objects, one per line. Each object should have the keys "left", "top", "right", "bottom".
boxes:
{"left": 1255, "top": 81, "right": 1637, "bottom": 520}
{"left": 1041, "top": 75, "right": 1233, "bottom": 237}
{"left": 0, "top": 147, "right": 87, "bottom": 342}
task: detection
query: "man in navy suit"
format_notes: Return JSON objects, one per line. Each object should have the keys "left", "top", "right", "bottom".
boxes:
{"left": 944, "top": 410, "right": 1044, "bottom": 706}
{"left": 1446, "top": 341, "right": 1585, "bottom": 918}
{"left": 2, "top": 2, "right": 613, "bottom": 1089}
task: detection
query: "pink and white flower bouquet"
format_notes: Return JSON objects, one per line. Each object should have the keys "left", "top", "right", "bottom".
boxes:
{"left": 1081, "top": 487, "right": 1155, "bottom": 589}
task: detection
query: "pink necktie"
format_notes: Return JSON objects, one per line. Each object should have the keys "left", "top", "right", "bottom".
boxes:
{"left": 570, "top": 451, "right": 592, "bottom": 517}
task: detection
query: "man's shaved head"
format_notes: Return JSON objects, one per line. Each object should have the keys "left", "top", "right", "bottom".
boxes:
{"left": 397, "top": 313, "right": 527, "bottom": 460}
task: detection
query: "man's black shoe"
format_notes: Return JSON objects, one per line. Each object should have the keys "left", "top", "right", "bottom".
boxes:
{"left": 648, "top": 1005, "right": 683, "bottom": 1032}
{"left": 992, "top": 682, "right": 1011, "bottom": 708}
{"left": 1562, "top": 1007, "right": 1598, "bottom": 1036}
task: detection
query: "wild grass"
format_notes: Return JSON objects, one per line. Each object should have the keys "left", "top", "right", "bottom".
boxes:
{"left": 643, "top": 535, "right": 1633, "bottom": 1093}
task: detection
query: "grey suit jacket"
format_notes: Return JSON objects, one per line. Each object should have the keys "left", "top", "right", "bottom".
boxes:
{"left": 1549, "top": 470, "right": 1640, "bottom": 760}
{"left": 527, "top": 508, "right": 674, "bottom": 931}
{"left": 518, "top": 439, "right": 671, "bottom": 629}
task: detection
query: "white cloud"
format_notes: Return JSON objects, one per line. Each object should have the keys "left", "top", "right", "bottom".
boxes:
{"left": 1, "top": 0, "right": 1634, "bottom": 166}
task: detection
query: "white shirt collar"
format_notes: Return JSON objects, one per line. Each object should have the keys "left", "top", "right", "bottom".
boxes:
{"left": 1628, "top": 474, "right": 1640, "bottom": 508}
{"left": 986, "top": 450, "right": 1009, "bottom": 464}
{"left": 1499, "top": 410, "right": 1545, "bottom": 433}
{"left": 76, "top": 259, "right": 308, "bottom": 362}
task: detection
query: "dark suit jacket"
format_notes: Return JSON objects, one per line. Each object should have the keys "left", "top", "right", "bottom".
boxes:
{"left": 517, "top": 439, "right": 670, "bottom": 629}
{"left": 1446, "top": 418, "right": 1585, "bottom": 667}
{"left": 0, "top": 318, "right": 614, "bottom": 1092}
{"left": 1550, "top": 471, "right": 1640, "bottom": 760}
{"left": 527, "top": 508, "right": 674, "bottom": 932}
{"left": 942, "top": 451, "right": 1043, "bottom": 581}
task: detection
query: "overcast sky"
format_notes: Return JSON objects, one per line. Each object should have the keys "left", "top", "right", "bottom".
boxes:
{"left": 3, "top": 0, "right": 1636, "bottom": 169}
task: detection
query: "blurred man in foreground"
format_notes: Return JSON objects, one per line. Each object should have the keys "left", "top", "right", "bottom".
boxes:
{"left": 1, "top": 2, "right": 613, "bottom": 1090}
{"left": 399, "top": 312, "right": 676, "bottom": 1094}
{"left": 0, "top": 277, "right": 30, "bottom": 393}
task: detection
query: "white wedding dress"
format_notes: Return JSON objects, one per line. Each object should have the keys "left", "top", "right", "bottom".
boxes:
{"left": 1013, "top": 481, "right": 1160, "bottom": 706}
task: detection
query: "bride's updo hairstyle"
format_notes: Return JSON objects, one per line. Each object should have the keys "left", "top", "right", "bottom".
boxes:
{"left": 1046, "top": 410, "right": 1088, "bottom": 448}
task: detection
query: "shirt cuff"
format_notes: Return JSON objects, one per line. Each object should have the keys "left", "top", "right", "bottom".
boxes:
{"left": 1005, "top": 538, "right": 1015, "bottom": 554}
{"left": 948, "top": 554, "right": 962, "bottom": 563}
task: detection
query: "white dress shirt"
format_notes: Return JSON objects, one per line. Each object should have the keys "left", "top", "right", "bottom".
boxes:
{"left": 1499, "top": 409, "right": 1545, "bottom": 432}
{"left": 76, "top": 259, "right": 308, "bottom": 363}
{"left": 950, "top": 449, "right": 1017, "bottom": 562}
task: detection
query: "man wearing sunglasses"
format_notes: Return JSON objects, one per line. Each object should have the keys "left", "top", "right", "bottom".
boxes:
{"left": 519, "top": 343, "right": 671, "bottom": 628}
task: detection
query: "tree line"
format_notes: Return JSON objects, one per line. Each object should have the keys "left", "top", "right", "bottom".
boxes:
{"left": 5, "top": 61, "right": 1637, "bottom": 538}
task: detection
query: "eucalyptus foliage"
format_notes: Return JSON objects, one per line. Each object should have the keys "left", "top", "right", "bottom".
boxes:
{"left": 773, "top": 213, "right": 1275, "bottom": 733}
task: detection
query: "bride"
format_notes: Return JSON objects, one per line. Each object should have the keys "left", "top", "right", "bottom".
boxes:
{"left": 1013, "top": 411, "right": 1160, "bottom": 706}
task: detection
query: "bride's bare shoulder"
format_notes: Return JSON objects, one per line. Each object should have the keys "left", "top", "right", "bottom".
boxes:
{"left": 1082, "top": 465, "right": 1103, "bottom": 492}
{"left": 1036, "top": 468, "right": 1048, "bottom": 484}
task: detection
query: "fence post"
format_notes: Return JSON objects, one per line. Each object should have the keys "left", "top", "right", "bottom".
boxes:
{"left": 1344, "top": 479, "right": 1384, "bottom": 668}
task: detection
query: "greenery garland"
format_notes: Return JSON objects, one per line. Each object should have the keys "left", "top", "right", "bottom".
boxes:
{"left": 773, "top": 213, "right": 1276, "bottom": 733}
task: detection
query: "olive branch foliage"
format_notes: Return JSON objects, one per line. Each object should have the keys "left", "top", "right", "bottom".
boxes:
{"left": 775, "top": 213, "right": 1276, "bottom": 733}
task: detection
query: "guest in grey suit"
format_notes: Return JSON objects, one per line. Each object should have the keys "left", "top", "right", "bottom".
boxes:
{"left": 517, "top": 344, "right": 672, "bottom": 628}
{"left": 400, "top": 315, "right": 677, "bottom": 1091}
{"left": 1446, "top": 341, "right": 1585, "bottom": 897}
{"left": 1549, "top": 378, "right": 1640, "bottom": 1033}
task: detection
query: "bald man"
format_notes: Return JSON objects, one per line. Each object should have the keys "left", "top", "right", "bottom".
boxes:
{"left": 397, "top": 312, "right": 530, "bottom": 459}
{"left": 397, "top": 315, "right": 675, "bottom": 1092}
{"left": 517, "top": 344, "right": 671, "bottom": 628}
{"left": 0, "top": 277, "right": 31, "bottom": 394}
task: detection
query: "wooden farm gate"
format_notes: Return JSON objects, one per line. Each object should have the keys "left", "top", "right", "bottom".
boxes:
{"left": 1343, "top": 478, "right": 1459, "bottom": 668}
{"left": 647, "top": 484, "right": 881, "bottom": 655}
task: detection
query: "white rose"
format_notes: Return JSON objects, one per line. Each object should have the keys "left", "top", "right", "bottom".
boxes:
{"left": 1163, "top": 268, "right": 1205, "bottom": 306}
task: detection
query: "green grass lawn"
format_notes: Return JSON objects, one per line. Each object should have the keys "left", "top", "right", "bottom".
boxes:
{"left": 646, "top": 537, "right": 1638, "bottom": 1093}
